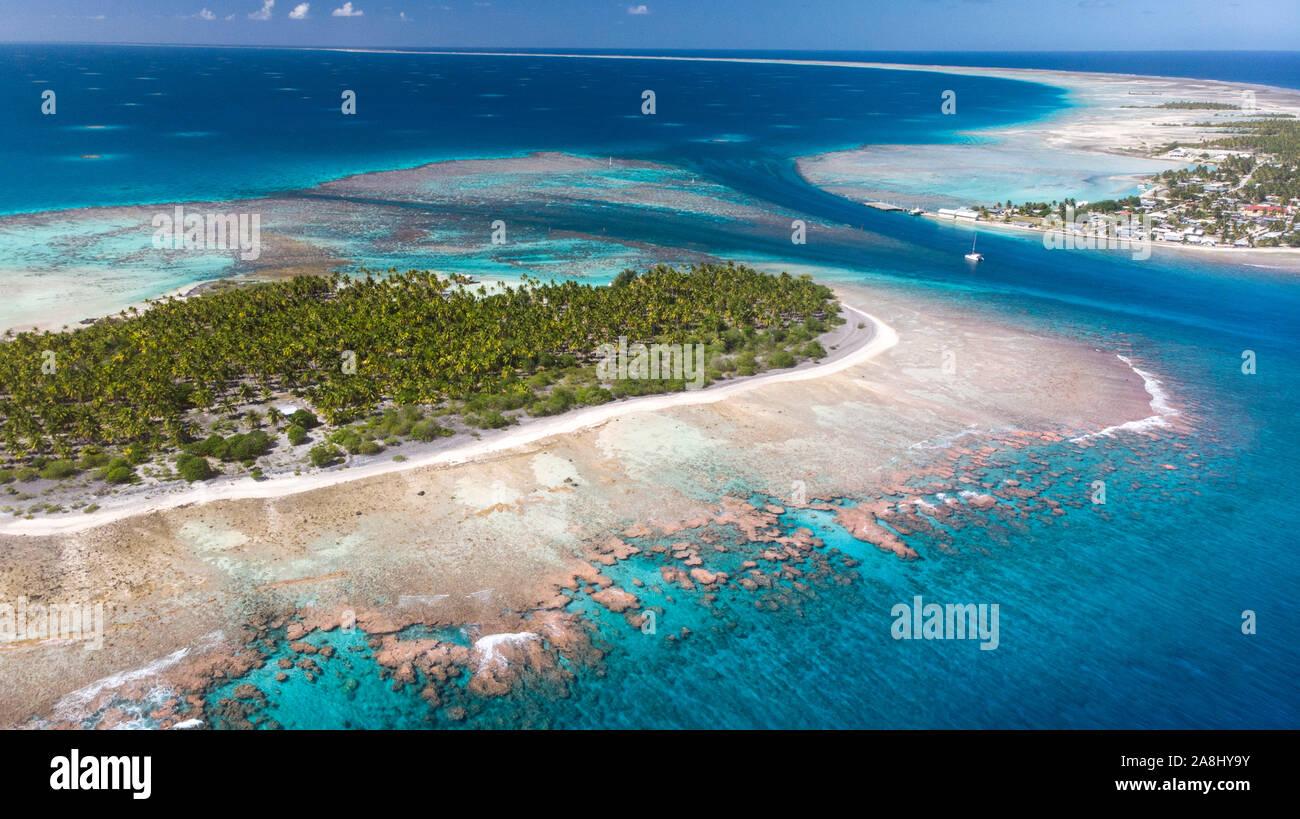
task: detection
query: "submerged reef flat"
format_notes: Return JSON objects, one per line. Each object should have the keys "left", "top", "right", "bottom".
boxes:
{"left": 0, "top": 152, "right": 835, "bottom": 334}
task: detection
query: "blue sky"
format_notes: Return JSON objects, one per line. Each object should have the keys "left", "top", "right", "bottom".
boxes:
{"left": 2, "top": 0, "right": 1297, "bottom": 50}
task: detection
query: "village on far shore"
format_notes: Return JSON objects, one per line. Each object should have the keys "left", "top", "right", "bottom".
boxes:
{"left": 883, "top": 110, "right": 1300, "bottom": 250}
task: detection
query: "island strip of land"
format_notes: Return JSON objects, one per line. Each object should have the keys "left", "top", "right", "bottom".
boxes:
{"left": 0, "top": 296, "right": 893, "bottom": 538}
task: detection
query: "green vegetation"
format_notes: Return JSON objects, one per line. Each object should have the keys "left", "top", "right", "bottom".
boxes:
{"left": 1199, "top": 118, "right": 1300, "bottom": 192}
{"left": 768, "top": 350, "right": 797, "bottom": 369}
{"left": 38, "top": 459, "right": 78, "bottom": 480}
{"left": 288, "top": 409, "right": 320, "bottom": 429}
{"left": 0, "top": 263, "right": 840, "bottom": 487}
{"left": 328, "top": 427, "right": 376, "bottom": 455}
{"left": 308, "top": 444, "right": 343, "bottom": 468}
{"left": 410, "top": 419, "right": 454, "bottom": 441}
{"left": 1153, "top": 101, "right": 1241, "bottom": 110}
{"left": 103, "top": 465, "right": 134, "bottom": 485}
{"left": 184, "top": 430, "right": 272, "bottom": 462}
{"left": 733, "top": 351, "right": 757, "bottom": 376}
{"left": 96, "top": 455, "right": 137, "bottom": 484}
{"left": 175, "top": 453, "right": 214, "bottom": 482}
{"left": 802, "top": 340, "right": 827, "bottom": 359}
{"left": 465, "top": 409, "right": 515, "bottom": 429}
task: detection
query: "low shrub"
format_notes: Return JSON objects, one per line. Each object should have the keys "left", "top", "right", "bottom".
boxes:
{"left": 308, "top": 444, "right": 343, "bottom": 468}
{"left": 227, "top": 430, "right": 271, "bottom": 461}
{"left": 176, "top": 453, "right": 214, "bottom": 482}
{"left": 410, "top": 420, "right": 454, "bottom": 442}
{"left": 103, "top": 466, "right": 134, "bottom": 485}
{"left": 768, "top": 350, "right": 797, "bottom": 369}
{"left": 39, "top": 460, "right": 79, "bottom": 480}
{"left": 468, "top": 410, "right": 513, "bottom": 429}
{"left": 289, "top": 409, "right": 321, "bottom": 429}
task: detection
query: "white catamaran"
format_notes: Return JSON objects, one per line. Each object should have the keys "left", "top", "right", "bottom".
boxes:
{"left": 965, "top": 235, "right": 984, "bottom": 262}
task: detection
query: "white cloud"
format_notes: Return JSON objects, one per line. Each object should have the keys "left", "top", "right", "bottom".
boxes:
{"left": 196, "top": 8, "right": 216, "bottom": 20}
{"left": 332, "top": 2, "right": 363, "bottom": 15}
{"left": 289, "top": 2, "right": 310, "bottom": 18}
{"left": 627, "top": 4, "right": 650, "bottom": 14}
{"left": 249, "top": 0, "right": 275, "bottom": 20}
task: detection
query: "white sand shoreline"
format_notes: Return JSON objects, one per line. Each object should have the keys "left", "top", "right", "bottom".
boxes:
{"left": 325, "top": 49, "right": 1296, "bottom": 95}
{"left": 0, "top": 300, "right": 898, "bottom": 538}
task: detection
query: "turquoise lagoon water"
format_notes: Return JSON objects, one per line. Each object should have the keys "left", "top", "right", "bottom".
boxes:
{"left": 1, "top": 46, "right": 1296, "bottom": 728}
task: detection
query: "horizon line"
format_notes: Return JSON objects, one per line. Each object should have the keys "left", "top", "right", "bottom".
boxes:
{"left": 3, "top": 42, "right": 1300, "bottom": 54}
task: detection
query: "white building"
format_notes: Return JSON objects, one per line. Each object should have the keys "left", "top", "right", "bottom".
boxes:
{"left": 936, "top": 207, "right": 980, "bottom": 221}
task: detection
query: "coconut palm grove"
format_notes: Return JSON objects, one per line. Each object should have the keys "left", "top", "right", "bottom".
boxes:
{"left": 0, "top": 263, "right": 839, "bottom": 487}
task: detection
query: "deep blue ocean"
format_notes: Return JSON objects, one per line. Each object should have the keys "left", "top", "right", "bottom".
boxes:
{"left": 3, "top": 46, "right": 1296, "bottom": 728}
{"left": 0, "top": 44, "right": 1073, "bottom": 215}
